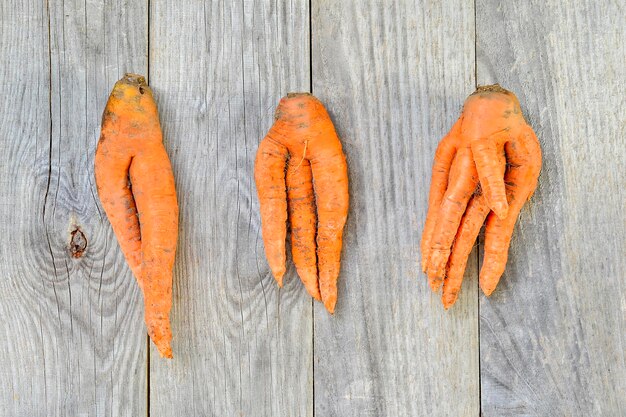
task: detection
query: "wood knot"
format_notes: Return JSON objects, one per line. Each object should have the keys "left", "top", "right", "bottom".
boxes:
{"left": 69, "top": 228, "right": 87, "bottom": 258}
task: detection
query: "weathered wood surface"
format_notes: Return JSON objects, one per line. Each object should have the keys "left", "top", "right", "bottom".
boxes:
{"left": 477, "top": 1, "right": 626, "bottom": 415}
{"left": 0, "top": 1, "right": 625, "bottom": 416}
{"left": 148, "top": 1, "right": 312, "bottom": 416}
{"left": 0, "top": 0, "right": 148, "bottom": 416}
{"left": 311, "top": 1, "right": 479, "bottom": 416}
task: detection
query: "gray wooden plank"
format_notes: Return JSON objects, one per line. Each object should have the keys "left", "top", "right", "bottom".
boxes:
{"left": 0, "top": 1, "right": 148, "bottom": 416}
{"left": 148, "top": 1, "right": 312, "bottom": 416}
{"left": 477, "top": 1, "right": 626, "bottom": 415}
{"left": 312, "top": 1, "right": 479, "bottom": 416}
{"left": 0, "top": 2, "right": 51, "bottom": 414}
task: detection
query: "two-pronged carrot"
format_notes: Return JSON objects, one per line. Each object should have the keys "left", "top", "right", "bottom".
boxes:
{"left": 95, "top": 73, "right": 178, "bottom": 358}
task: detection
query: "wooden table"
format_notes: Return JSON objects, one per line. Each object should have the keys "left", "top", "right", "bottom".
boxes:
{"left": 1, "top": 1, "right": 624, "bottom": 416}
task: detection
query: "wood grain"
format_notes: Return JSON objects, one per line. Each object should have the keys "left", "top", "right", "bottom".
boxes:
{"left": 148, "top": 1, "right": 313, "bottom": 416}
{"left": 477, "top": 1, "right": 626, "bottom": 415}
{"left": 0, "top": 0, "right": 148, "bottom": 415}
{"left": 312, "top": 1, "right": 479, "bottom": 416}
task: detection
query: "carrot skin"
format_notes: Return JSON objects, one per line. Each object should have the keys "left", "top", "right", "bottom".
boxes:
{"left": 311, "top": 150, "right": 349, "bottom": 314}
{"left": 286, "top": 158, "right": 321, "bottom": 300}
{"left": 470, "top": 134, "right": 508, "bottom": 219}
{"left": 442, "top": 195, "right": 490, "bottom": 309}
{"left": 480, "top": 125, "right": 541, "bottom": 295}
{"left": 420, "top": 120, "right": 460, "bottom": 272}
{"left": 254, "top": 138, "right": 289, "bottom": 286}
{"left": 94, "top": 151, "right": 142, "bottom": 282}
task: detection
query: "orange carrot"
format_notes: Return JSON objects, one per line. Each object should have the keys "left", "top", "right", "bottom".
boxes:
{"left": 255, "top": 93, "right": 349, "bottom": 313}
{"left": 95, "top": 74, "right": 178, "bottom": 358}
{"left": 422, "top": 85, "right": 542, "bottom": 307}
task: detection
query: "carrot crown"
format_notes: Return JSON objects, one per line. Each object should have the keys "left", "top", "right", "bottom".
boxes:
{"left": 471, "top": 83, "right": 511, "bottom": 96}
{"left": 103, "top": 73, "right": 161, "bottom": 137}
{"left": 265, "top": 92, "right": 341, "bottom": 158}
{"left": 274, "top": 92, "right": 327, "bottom": 123}
{"left": 463, "top": 84, "right": 524, "bottom": 127}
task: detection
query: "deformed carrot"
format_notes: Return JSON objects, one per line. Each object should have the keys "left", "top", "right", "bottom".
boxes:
{"left": 95, "top": 74, "right": 178, "bottom": 358}
{"left": 255, "top": 93, "right": 349, "bottom": 313}
{"left": 421, "top": 85, "right": 542, "bottom": 307}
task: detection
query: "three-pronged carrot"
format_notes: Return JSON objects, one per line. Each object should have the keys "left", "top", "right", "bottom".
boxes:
{"left": 255, "top": 93, "right": 349, "bottom": 313}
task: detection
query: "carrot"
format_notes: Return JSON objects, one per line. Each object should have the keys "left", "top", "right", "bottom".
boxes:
{"left": 255, "top": 93, "right": 349, "bottom": 313}
{"left": 95, "top": 73, "right": 178, "bottom": 358}
{"left": 421, "top": 85, "right": 542, "bottom": 307}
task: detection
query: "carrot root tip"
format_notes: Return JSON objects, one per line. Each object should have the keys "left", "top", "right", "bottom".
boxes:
{"left": 442, "top": 295, "right": 457, "bottom": 309}
{"left": 322, "top": 293, "right": 337, "bottom": 314}
{"left": 481, "top": 285, "right": 496, "bottom": 297}
{"left": 429, "top": 278, "right": 443, "bottom": 292}
{"left": 324, "top": 302, "right": 336, "bottom": 315}
{"left": 272, "top": 270, "right": 285, "bottom": 287}
{"left": 155, "top": 343, "right": 173, "bottom": 359}
{"left": 492, "top": 202, "right": 509, "bottom": 219}
{"left": 309, "top": 288, "right": 322, "bottom": 301}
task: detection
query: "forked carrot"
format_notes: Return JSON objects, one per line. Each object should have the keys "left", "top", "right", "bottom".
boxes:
{"left": 422, "top": 85, "right": 542, "bottom": 307}
{"left": 255, "top": 93, "right": 349, "bottom": 313}
{"left": 95, "top": 73, "right": 178, "bottom": 358}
